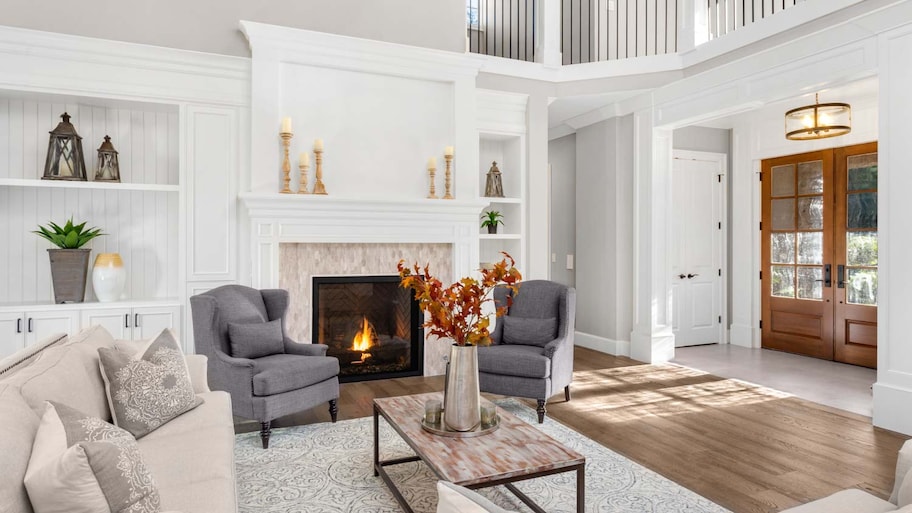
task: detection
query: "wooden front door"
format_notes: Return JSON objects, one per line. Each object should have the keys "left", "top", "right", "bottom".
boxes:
{"left": 760, "top": 143, "right": 878, "bottom": 368}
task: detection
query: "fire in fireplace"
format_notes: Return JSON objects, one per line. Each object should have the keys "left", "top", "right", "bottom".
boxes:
{"left": 312, "top": 275, "right": 423, "bottom": 382}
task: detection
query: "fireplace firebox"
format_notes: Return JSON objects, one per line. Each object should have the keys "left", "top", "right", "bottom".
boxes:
{"left": 312, "top": 275, "right": 423, "bottom": 382}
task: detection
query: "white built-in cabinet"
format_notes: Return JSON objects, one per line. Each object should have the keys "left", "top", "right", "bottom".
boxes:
{"left": 476, "top": 90, "right": 529, "bottom": 271}
{"left": 80, "top": 302, "right": 181, "bottom": 341}
{"left": 0, "top": 309, "right": 79, "bottom": 356}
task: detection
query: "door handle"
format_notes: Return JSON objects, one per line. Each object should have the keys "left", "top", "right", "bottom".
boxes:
{"left": 678, "top": 274, "right": 687, "bottom": 279}
{"left": 16, "top": 318, "right": 22, "bottom": 334}
{"left": 125, "top": 314, "right": 130, "bottom": 328}
{"left": 837, "top": 264, "right": 846, "bottom": 288}
{"left": 687, "top": 273, "right": 699, "bottom": 279}
{"left": 824, "top": 264, "right": 831, "bottom": 287}
{"left": 28, "top": 318, "right": 33, "bottom": 333}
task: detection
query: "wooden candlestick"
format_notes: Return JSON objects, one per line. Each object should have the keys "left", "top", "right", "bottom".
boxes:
{"left": 312, "top": 149, "right": 327, "bottom": 195}
{"left": 280, "top": 132, "right": 293, "bottom": 194}
{"left": 443, "top": 154, "right": 454, "bottom": 199}
{"left": 427, "top": 165, "right": 438, "bottom": 199}
{"left": 298, "top": 162, "right": 310, "bottom": 194}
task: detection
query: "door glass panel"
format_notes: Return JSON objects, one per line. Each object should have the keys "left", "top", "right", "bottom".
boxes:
{"left": 771, "top": 233, "right": 795, "bottom": 264}
{"left": 846, "top": 268, "right": 878, "bottom": 306}
{"left": 771, "top": 199, "right": 795, "bottom": 230}
{"left": 797, "top": 161, "right": 824, "bottom": 194}
{"left": 847, "top": 193, "right": 877, "bottom": 229}
{"left": 771, "top": 266, "right": 795, "bottom": 298}
{"left": 797, "top": 232, "right": 823, "bottom": 264}
{"left": 797, "top": 196, "right": 823, "bottom": 230}
{"left": 772, "top": 164, "right": 795, "bottom": 197}
{"left": 797, "top": 267, "right": 823, "bottom": 300}
{"left": 847, "top": 232, "right": 878, "bottom": 266}
{"left": 847, "top": 153, "right": 878, "bottom": 191}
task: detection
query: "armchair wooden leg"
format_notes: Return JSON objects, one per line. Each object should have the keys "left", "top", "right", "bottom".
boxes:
{"left": 565, "top": 385, "right": 571, "bottom": 402}
{"left": 536, "top": 400, "right": 546, "bottom": 423}
{"left": 329, "top": 399, "right": 338, "bottom": 423}
{"left": 260, "top": 421, "right": 271, "bottom": 449}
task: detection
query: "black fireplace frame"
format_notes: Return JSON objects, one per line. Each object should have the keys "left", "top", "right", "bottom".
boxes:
{"left": 312, "top": 275, "right": 424, "bottom": 383}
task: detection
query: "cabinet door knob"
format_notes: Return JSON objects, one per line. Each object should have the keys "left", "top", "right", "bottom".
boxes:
{"left": 134, "top": 313, "right": 140, "bottom": 328}
{"left": 28, "top": 318, "right": 33, "bottom": 333}
{"left": 16, "top": 318, "right": 22, "bottom": 334}
{"left": 125, "top": 314, "right": 130, "bottom": 328}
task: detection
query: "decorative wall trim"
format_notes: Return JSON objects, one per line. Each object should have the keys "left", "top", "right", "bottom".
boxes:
{"left": 575, "top": 331, "right": 630, "bottom": 357}
{"left": 477, "top": 89, "right": 528, "bottom": 134}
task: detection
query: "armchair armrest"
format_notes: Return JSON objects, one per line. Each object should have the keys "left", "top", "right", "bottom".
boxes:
{"left": 184, "top": 354, "right": 211, "bottom": 394}
{"left": 542, "top": 334, "right": 571, "bottom": 359}
{"left": 284, "top": 338, "right": 328, "bottom": 356}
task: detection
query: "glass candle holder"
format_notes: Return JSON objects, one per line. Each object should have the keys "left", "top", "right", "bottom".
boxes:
{"left": 481, "top": 404, "right": 497, "bottom": 428}
{"left": 424, "top": 399, "right": 442, "bottom": 425}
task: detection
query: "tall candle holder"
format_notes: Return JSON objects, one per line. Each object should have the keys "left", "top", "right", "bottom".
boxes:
{"left": 443, "top": 154, "right": 454, "bottom": 199}
{"left": 427, "top": 164, "right": 438, "bottom": 199}
{"left": 298, "top": 161, "right": 310, "bottom": 194}
{"left": 279, "top": 132, "right": 293, "bottom": 194}
{"left": 312, "top": 149, "right": 327, "bottom": 195}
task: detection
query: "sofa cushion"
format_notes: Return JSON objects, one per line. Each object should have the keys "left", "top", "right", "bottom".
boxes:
{"left": 228, "top": 319, "right": 285, "bottom": 359}
{"left": 899, "top": 463, "right": 912, "bottom": 508}
{"left": 436, "top": 481, "right": 516, "bottom": 513}
{"left": 252, "top": 354, "right": 340, "bottom": 396}
{"left": 99, "top": 329, "right": 202, "bottom": 439}
{"left": 24, "top": 401, "right": 161, "bottom": 513}
{"left": 139, "top": 391, "right": 236, "bottom": 513}
{"left": 3, "top": 325, "right": 115, "bottom": 420}
{"left": 501, "top": 316, "right": 558, "bottom": 347}
{"left": 780, "top": 489, "right": 896, "bottom": 513}
{"left": 0, "top": 333, "right": 68, "bottom": 377}
{"left": 477, "top": 344, "right": 551, "bottom": 379}
{"left": 893, "top": 440, "right": 912, "bottom": 505}
{"left": 0, "top": 384, "right": 40, "bottom": 513}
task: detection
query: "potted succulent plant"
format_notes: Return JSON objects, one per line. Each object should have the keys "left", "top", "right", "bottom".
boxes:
{"left": 33, "top": 218, "right": 104, "bottom": 303}
{"left": 480, "top": 210, "right": 504, "bottom": 235}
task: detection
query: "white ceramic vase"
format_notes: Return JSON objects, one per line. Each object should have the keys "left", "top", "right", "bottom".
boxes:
{"left": 92, "top": 253, "right": 125, "bottom": 302}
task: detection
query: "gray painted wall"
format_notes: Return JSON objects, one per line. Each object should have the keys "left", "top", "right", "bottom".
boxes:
{"left": 0, "top": 0, "right": 466, "bottom": 56}
{"left": 672, "top": 125, "right": 733, "bottom": 327}
{"left": 549, "top": 134, "right": 576, "bottom": 287}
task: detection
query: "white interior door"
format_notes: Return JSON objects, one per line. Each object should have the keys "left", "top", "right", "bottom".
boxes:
{"left": 672, "top": 152, "right": 725, "bottom": 347}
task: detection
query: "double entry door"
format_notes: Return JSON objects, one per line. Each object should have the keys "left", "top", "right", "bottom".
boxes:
{"left": 761, "top": 142, "right": 878, "bottom": 368}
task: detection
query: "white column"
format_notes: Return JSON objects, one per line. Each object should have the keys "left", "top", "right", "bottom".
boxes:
{"left": 629, "top": 109, "right": 676, "bottom": 363}
{"left": 542, "top": 0, "right": 562, "bottom": 67}
{"left": 527, "top": 94, "right": 551, "bottom": 279}
{"left": 454, "top": 76, "right": 480, "bottom": 201}
{"left": 873, "top": 25, "right": 912, "bottom": 436}
{"left": 676, "top": 0, "right": 707, "bottom": 53}
{"left": 729, "top": 120, "right": 760, "bottom": 347}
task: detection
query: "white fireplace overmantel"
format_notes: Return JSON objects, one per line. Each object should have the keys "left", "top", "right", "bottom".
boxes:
{"left": 240, "top": 193, "right": 489, "bottom": 289}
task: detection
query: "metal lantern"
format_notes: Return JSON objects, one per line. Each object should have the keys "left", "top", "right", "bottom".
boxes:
{"left": 42, "top": 112, "right": 87, "bottom": 181}
{"left": 785, "top": 93, "right": 852, "bottom": 141}
{"left": 94, "top": 135, "right": 120, "bottom": 182}
{"left": 484, "top": 161, "right": 504, "bottom": 198}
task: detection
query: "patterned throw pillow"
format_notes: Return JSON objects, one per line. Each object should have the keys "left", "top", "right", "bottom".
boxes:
{"left": 98, "top": 329, "right": 202, "bottom": 439}
{"left": 24, "top": 401, "right": 161, "bottom": 513}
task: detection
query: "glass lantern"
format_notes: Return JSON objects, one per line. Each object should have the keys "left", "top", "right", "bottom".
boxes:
{"left": 94, "top": 135, "right": 120, "bottom": 182}
{"left": 785, "top": 94, "right": 851, "bottom": 141}
{"left": 42, "top": 112, "right": 87, "bottom": 181}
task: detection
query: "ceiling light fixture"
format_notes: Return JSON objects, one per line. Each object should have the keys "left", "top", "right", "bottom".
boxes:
{"left": 785, "top": 93, "right": 851, "bottom": 140}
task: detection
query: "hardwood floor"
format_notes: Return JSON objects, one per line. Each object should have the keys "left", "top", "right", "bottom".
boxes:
{"left": 235, "top": 347, "right": 908, "bottom": 513}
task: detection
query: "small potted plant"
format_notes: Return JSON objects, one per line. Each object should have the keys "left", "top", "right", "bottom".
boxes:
{"left": 33, "top": 218, "right": 104, "bottom": 303}
{"left": 480, "top": 210, "right": 504, "bottom": 235}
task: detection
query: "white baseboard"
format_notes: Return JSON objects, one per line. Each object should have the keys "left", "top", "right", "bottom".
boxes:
{"left": 874, "top": 382, "right": 912, "bottom": 436}
{"left": 729, "top": 323, "right": 759, "bottom": 348}
{"left": 575, "top": 331, "right": 630, "bottom": 357}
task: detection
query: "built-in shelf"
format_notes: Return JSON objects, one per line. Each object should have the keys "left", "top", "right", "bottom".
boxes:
{"left": 0, "top": 298, "right": 181, "bottom": 313}
{"left": 481, "top": 196, "right": 522, "bottom": 204}
{"left": 479, "top": 233, "right": 522, "bottom": 240}
{"left": 0, "top": 178, "right": 179, "bottom": 192}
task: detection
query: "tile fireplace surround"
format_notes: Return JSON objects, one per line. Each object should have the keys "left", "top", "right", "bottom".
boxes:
{"left": 240, "top": 194, "right": 488, "bottom": 376}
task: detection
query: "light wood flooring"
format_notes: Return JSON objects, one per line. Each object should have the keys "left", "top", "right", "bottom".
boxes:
{"left": 235, "top": 347, "right": 908, "bottom": 513}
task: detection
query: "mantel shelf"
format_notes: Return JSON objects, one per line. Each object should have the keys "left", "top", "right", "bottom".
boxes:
{"left": 479, "top": 233, "right": 522, "bottom": 240}
{"left": 480, "top": 196, "right": 521, "bottom": 204}
{"left": 0, "top": 178, "right": 179, "bottom": 192}
{"left": 240, "top": 192, "right": 490, "bottom": 218}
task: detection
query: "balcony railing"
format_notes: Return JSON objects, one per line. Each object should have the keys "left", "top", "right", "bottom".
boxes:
{"left": 706, "top": 0, "right": 806, "bottom": 41}
{"left": 562, "top": 0, "right": 678, "bottom": 64}
{"left": 467, "top": 0, "right": 537, "bottom": 62}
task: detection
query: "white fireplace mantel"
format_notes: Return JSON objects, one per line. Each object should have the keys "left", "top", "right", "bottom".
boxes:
{"left": 240, "top": 193, "right": 489, "bottom": 288}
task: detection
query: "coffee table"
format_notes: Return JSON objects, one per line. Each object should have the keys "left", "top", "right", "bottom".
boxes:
{"left": 373, "top": 392, "right": 585, "bottom": 513}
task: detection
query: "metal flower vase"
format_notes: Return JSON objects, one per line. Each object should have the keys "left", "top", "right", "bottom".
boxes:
{"left": 443, "top": 343, "right": 481, "bottom": 431}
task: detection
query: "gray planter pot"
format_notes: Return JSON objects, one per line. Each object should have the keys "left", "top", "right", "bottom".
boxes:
{"left": 486, "top": 225, "right": 498, "bottom": 234}
{"left": 47, "top": 248, "right": 91, "bottom": 303}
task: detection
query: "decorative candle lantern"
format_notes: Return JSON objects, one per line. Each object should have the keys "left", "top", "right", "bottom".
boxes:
{"left": 42, "top": 112, "right": 87, "bottom": 181}
{"left": 94, "top": 135, "right": 120, "bottom": 182}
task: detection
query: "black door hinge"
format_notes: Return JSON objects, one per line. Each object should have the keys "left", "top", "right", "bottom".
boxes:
{"left": 759, "top": 270, "right": 763, "bottom": 280}
{"left": 718, "top": 174, "right": 722, "bottom": 183}
{"left": 718, "top": 269, "right": 722, "bottom": 276}
{"left": 759, "top": 172, "right": 763, "bottom": 181}
{"left": 759, "top": 320, "right": 763, "bottom": 329}
{"left": 718, "top": 221, "right": 722, "bottom": 229}
{"left": 718, "top": 315, "right": 722, "bottom": 323}
{"left": 759, "top": 221, "right": 762, "bottom": 231}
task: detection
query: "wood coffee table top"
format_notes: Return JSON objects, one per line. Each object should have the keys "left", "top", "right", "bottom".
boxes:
{"left": 373, "top": 392, "right": 585, "bottom": 487}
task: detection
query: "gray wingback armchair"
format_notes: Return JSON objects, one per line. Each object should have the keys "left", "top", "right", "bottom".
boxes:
{"left": 477, "top": 280, "right": 576, "bottom": 423}
{"left": 190, "top": 285, "right": 340, "bottom": 448}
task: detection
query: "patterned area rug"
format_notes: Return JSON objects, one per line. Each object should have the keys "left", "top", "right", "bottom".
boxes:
{"left": 235, "top": 399, "right": 730, "bottom": 513}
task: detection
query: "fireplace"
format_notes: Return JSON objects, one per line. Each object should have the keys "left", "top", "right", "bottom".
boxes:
{"left": 312, "top": 275, "right": 423, "bottom": 382}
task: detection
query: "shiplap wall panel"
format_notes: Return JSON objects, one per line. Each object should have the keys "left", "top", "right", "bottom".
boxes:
{"left": 0, "top": 97, "right": 178, "bottom": 184}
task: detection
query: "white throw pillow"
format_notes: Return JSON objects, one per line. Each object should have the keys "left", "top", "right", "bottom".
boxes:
{"left": 436, "top": 481, "right": 517, "bottom": 513}
{"left": 24, "top": 401, "right": 161, "bottom": 513}
{"left": 98, "top": 329, "right": 202, "bottom": 439}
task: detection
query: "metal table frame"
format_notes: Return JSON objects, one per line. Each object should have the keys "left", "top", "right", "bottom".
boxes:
{"left": 373, "top": 403, "right": 585, "bottom": 513}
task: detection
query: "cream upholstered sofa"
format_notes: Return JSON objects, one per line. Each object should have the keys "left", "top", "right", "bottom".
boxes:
{"left": 781, "top": 440, "right": 912, "bottom": 513}
{"left": 0, "top": 325, "right": 237, "bottom": 513}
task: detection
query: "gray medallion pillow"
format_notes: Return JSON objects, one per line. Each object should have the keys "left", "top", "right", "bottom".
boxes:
{"left": 98, "top": 329, "right": 202, "bottom": 439}
{"left": 24, "top": 401, "right": 161, "bottom": 513}
{"left": 502, "top": 316, "right": 559, "bottom": 347}
{"left": 227, "top": 318, "right": 285, "bottom": 359}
